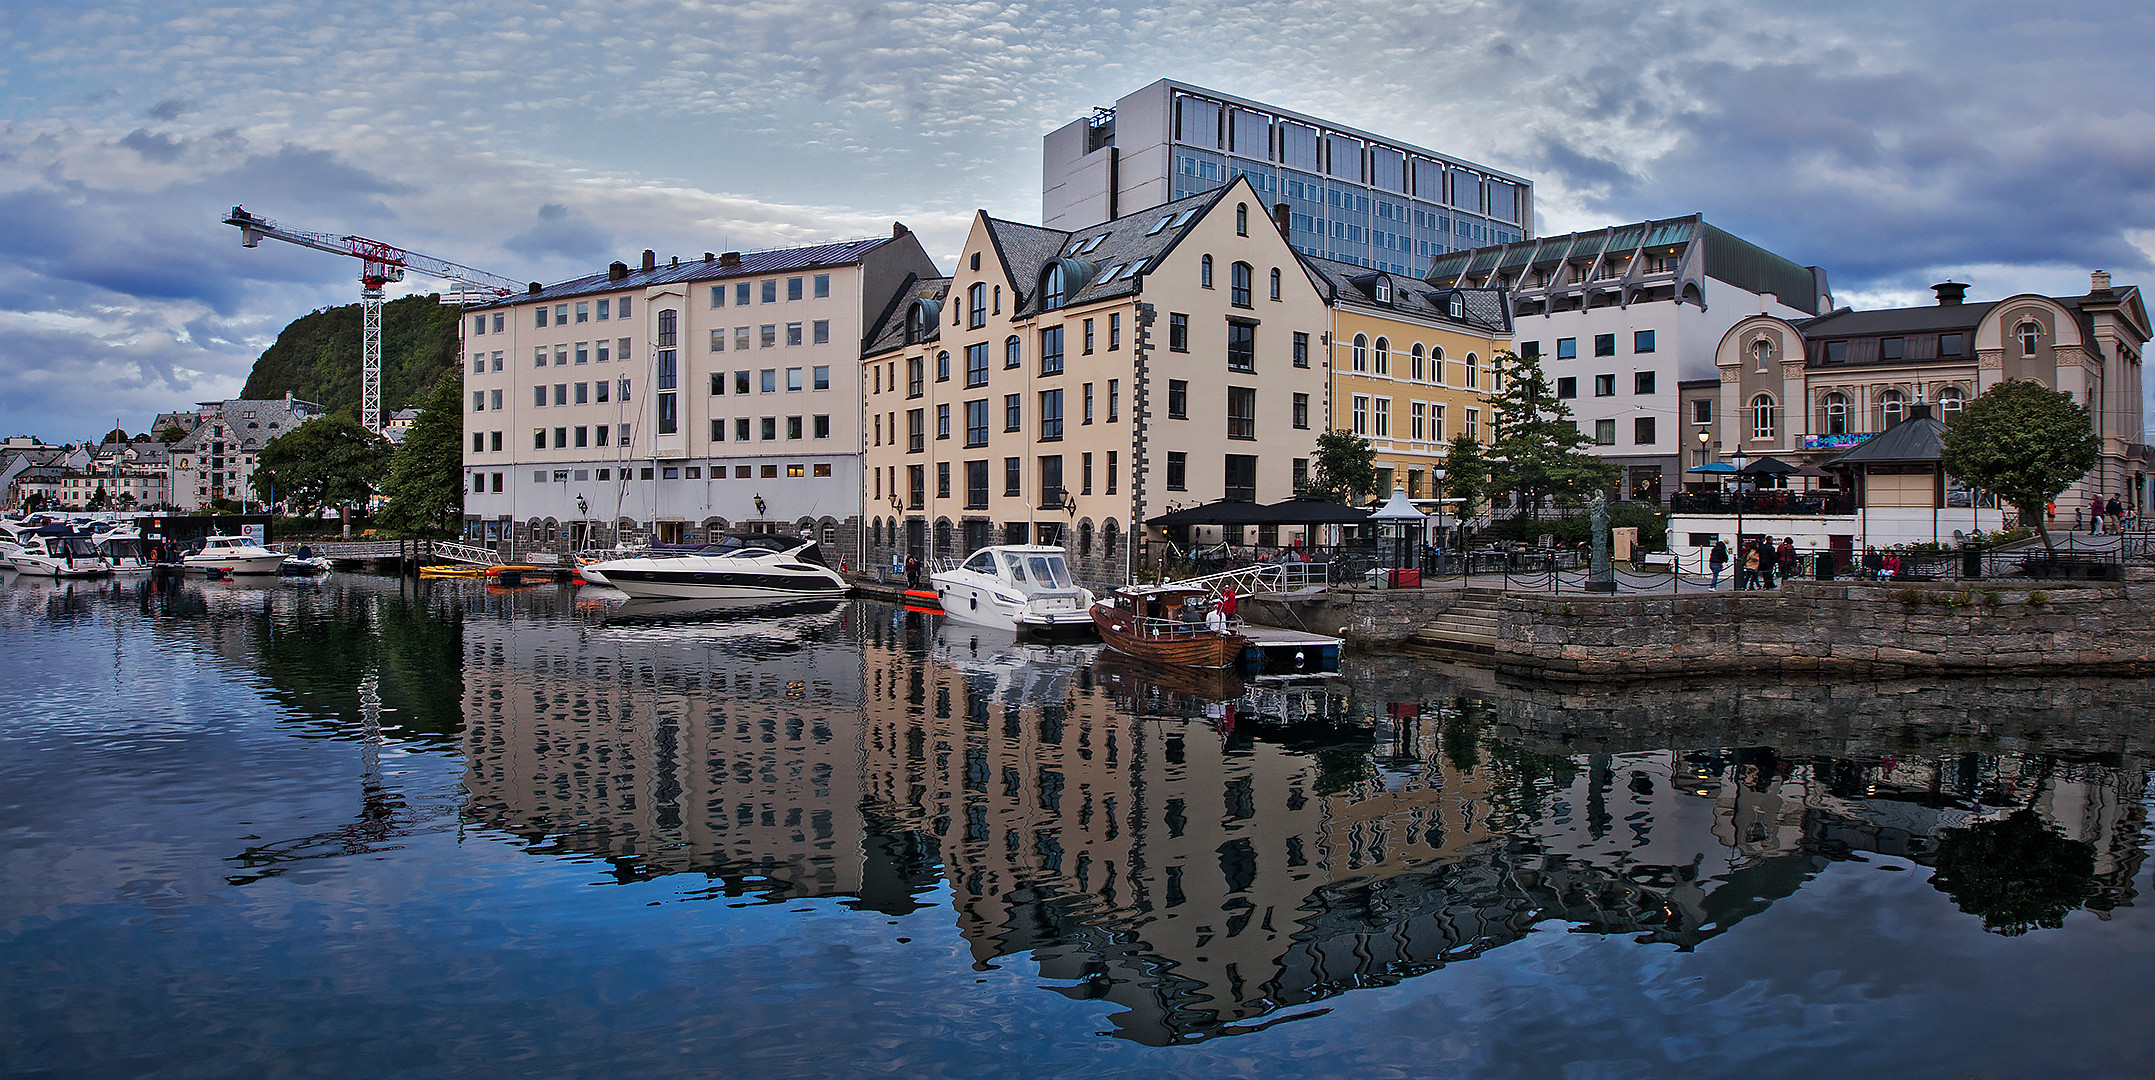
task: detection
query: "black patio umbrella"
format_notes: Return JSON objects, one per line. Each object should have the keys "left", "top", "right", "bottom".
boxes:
{"left": 1144, "top": 499, "right": 1273, "bottom": 528}
{"left": 1738, "top": 455, "right": 1799, "bottom": 475}
{"left": 1254, "top": 496, "right": 1372, "bottom": 525}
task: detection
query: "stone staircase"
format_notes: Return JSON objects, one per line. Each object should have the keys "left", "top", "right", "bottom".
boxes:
{"left": 1407, "top": 588, "right": 1506, "bottom": 655}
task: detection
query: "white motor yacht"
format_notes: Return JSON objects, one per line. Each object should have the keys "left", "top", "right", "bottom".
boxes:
{"left": 96, "top": 526, "right": 156, "bottom": 572}
{"left": 930, "top": 545, "right": 1095, "bottom": 634}
{"left": 7, "top": 526, "right": 111, "bottom": 577}
{"left": 182, "top": 535, "right": 288, "bottom": 575}
{"left": 585, "top": 535, "right": 848, "bottom": 600}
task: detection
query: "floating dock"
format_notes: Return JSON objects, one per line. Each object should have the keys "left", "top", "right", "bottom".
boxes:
{"left": 1238, "top": 625, "right": 1342, "bottom": 676}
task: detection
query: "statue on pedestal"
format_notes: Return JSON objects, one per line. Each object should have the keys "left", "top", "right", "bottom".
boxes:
{"left": 1587, "top": 490, "right": 1615, "bottom": 592}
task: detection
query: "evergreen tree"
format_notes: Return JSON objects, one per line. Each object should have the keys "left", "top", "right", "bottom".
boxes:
{"left": 377, "top": 376, "right": 467, "bottom": 536}
{"left": 1485, "top": 349, "right": 1619, "bottom": 518}
{"left": 1444, "top": 432, "right": 1488, "bottom": 532}
{"left": 1939, "top": 379, "right": 2100, "bottom": 550}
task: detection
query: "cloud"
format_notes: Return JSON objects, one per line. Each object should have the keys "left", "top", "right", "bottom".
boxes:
{"left": 503, "top": 203, "right": 613, "bottom": 263}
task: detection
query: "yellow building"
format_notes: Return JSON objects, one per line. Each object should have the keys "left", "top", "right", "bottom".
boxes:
{"left": 1303, "top": 257, "right": 1510, "bottom": 508}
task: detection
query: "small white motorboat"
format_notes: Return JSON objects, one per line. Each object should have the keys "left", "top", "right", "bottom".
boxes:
{"left": 930, "top": 545, "right": 1095, "bottom": 634}
{"left": 585, "top": 535, "right": 848, "bottom": 600}
{"left": 5, "top": 525, "right": 110, "bottom": 577}
{"left": 182, "top": 535, "right": 288, "bottom": 575}
{"left": 96, "top": 526, "right": 156, "bottom": 573}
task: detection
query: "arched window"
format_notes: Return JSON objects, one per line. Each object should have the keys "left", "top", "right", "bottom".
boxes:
{"left": 1823, "top": 392, "right": 1849, "bottom": 436}
{"left": 1375, "top": 278, "right": 1393, "bottom": 304}
{"left": 1750, "top": 338, "right": 1771, "bottom": 370}
{"left": 1880, "top": 389, "right": 1906, "bottom": 428}
{"left": 934, "top": 518, "right": 952, "bottom": 557}
{"left": 1269, "top": 267, "right": 1281, "bottom": 301}
{"left": 1937, "top": 386, "right": 1966, "bottom": 417}
{"left": 1751, "top": 393, "right": 1778, "bottom": 440}
{"left": 1201, "top": 255, "right": 1214, "bottom": 289}
{"left": 1430, "top": 346, "right": 1446, "bottom": 385}
{"left": 1411, "top": 343, "right": 1426, "bottom": 382}
{"left": 1230, "top": 261, "right": 1252, "bottom": 308}
{"left": 2018, "top": 321, "right": 2039, "bottom": 356}
{"left": 1005, "top": 335, "right": 1021, "bottom": 368}
{"left": 992, "top": 285, "right": 1001, "bottom": 313}
{"left": 1466, "top": 353, "right": 1480, "bottom": 389}
{"left": 1078, "top": 519, "right": 1093, "bottom": 556}
{"left": 967, "top": 282, "right": 986, "bottom": 329}
{"left": 1374, "top": 337, "right": 1390, "bottom": 376}
{"left": 1352, "top": 333, "right": 1368, "bottom": 372}
{"left": 1236, "top": 203, "right": 1248, "bottom": 236}
{"left": 1040, "top": 263, "right": 1067, "bottom": 311}
{"left": 1104, "top": 520, "right": 1120, "bottom": 558}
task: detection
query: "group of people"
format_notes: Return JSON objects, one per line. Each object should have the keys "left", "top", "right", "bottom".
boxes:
{"left": 2086, "top": 494, "right": 2137, "bottom": 535}
{"left": 1707, "top": 537, "right": 1800, "bottom": 590}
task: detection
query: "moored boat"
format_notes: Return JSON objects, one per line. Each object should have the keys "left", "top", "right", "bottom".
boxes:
{"left": 1089, "top": 586, "right": 1246, "bottom": 669}
{"left": 181, "top": 535, "right": 287, "bottom": 575}
{"left": 929, "top": 545, "right": 1094, "bottom": 633}
{"left": 5, "top": 525, "right": 111, "bottom": 578}
{"left": 586, "top": 535, "right": 847, "bottom": 600}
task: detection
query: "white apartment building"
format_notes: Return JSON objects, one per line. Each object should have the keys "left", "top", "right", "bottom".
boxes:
{"left": 1426, "top": 216, "right": 1830, "bottom": 502}
{"left": 460, "top": 231, "right": 938, "bottom": 554}
{"left": 1044, "top": 80, "right": 1530, "bottom": 277}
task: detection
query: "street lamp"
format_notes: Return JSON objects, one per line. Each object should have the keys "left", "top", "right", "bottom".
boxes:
{"left": 1730, "top": 446, "right": 1750, "bottom": 551}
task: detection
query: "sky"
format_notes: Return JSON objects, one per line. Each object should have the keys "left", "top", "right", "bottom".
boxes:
{"left": 3, "top": 0, "right": 2154, "bottom": 441}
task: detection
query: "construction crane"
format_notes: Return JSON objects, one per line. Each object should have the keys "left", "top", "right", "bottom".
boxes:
{"left": 224, "top": 206, "right": 519, "bottom": 433}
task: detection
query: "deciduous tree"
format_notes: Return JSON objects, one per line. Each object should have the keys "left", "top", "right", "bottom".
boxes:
{"left": 1310, "top": 429, "right": 1378, "bottom": 503}
{"left": 377, "top": 377, "right": 466, "bottom": 536}
{"left": 251, "top": 410, "right": 390, "bottom": 520}
{"left": 1939, "top": 379, "right": 2099, "bottom": 549}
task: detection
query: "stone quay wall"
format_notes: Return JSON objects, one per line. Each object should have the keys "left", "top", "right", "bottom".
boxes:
{"left": 1241, "top": 587, "right": 1462, "bottom": 647}
{"left": 1495, "top": 580, "right": 2155, "bottom": 682}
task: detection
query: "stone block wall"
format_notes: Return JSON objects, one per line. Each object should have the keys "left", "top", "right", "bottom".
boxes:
{"left": 1494, "top": 579, "right": 2155, "bottom": 681}
{"left": 1242, "top": 587, "right": 1463, "bottom": 647}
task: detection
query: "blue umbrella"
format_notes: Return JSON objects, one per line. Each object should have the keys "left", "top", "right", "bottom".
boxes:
{"left": 1686, "top": 461, "right": 1737, "bottom": 474}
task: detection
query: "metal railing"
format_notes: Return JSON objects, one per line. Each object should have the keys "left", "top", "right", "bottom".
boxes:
{"left": 431, "top": 541, "right": 501, "bottom": 566}
{"left": 1669, "top": 491, "right": 1857, "bottom": 516}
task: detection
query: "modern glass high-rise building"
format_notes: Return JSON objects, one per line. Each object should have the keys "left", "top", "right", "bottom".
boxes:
{"left": 1043, "top": 80, "right": 1532, "bottom": 276}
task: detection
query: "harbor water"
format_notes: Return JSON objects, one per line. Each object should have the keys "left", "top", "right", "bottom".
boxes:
{"left": 4, "top": 572, "right": 2153, "bottom": 1078}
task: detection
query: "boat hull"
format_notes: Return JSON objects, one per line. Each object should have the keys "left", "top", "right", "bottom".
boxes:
{"left": 8, "top": 558, "right": 109, "bottom": 578}
{"left": 597, "top": 568, "right": 846, "bottom": 600}
{"left": 182, "top": 553, "right": 286, "bottom": 575}
{"left": 1090, "top": 603, "right": 1246, "bottom": 669}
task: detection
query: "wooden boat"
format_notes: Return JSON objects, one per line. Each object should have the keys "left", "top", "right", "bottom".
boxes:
{"left": 1090, "top": 586, "right": 1246, "bottom": 669}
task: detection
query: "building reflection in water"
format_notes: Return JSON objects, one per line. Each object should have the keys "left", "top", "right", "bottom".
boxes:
{"left": 455, "top": 598, "right": 2152, "bottom": 1045}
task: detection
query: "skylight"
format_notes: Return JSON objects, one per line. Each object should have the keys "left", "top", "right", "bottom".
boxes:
{"left": 1172, "top": 208, "right": 1200, "bottom": 227}
{"left": 1145, "top": 216, "right": 1173, "bottom": 236}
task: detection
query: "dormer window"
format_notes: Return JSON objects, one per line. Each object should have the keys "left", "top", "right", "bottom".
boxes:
{"left": 1448, "top": 294, "right": 1464, "bottom": 319}
{"left": 1374, "top": 279, "right": 1392, "bottom": 303}
{"left": 1040, "top": 263, "right": 1067, "bottom": 311}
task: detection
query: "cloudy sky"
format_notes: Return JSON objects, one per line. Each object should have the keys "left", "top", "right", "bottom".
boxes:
{"left": 4, "top": 0, "right": 2153, "bottom": 440}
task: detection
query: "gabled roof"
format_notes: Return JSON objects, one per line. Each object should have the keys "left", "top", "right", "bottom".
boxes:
{"left": 483, "top": 236, "right": 901, "bottom": 308}
{"left": 1797, "top": 302, "right": 1994, "bottom": 338}
{"left": 1826, "top": 412, "right": 1946, "bottom": 466}
{"left": 861, "top": 275, "right": 952, "bottom": 358}
{"left": 993, "top": 185, "right": 1232, "bottom": 319}
{"left": 1299, "top": 255, "right": 1511, "bottom": 335}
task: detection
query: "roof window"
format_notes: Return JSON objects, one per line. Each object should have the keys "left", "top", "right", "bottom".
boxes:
{"left": 1146, "top": 216, "right": 1174, "bottom": 236}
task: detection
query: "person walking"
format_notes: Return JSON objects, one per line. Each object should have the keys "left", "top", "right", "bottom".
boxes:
{"left": 1778, "top": 537, "right": 1799, "bottom": 583}
{"left": 1710, "top": 539, "right": 1729, "bottom": 588}
{"left": 1757, "top": 540, "right": 1777, "bottom": 589}
{"left": 904, "top": 553, "right": 921, "bottom": 589}
{"left": 2107, "top": 495, "right": 2124, "bottom": 534}
{"left": 2091, "top": 493, "right": 2107, "bottom": 534}
{"left": 1740, "top": 542, "right": 1761, "bottom": 590}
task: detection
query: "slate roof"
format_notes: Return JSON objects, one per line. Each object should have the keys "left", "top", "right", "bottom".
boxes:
{"left": 1300, "top": 255, "right": 1512, "bottom": 335}
{"left": 1797, "top": 302, "right": 1994, "bottom": 337}
{"left": 992, "top": 186, "right": 1229, "bottom": 319}
{"left": 170, "top": 399, "right": 322, "bottom": 453}
{"left": 861, "top": 275, "right": 952, "bottom": 358}
{"left": 479, "top": 237, "right": 901, "bottom": 309}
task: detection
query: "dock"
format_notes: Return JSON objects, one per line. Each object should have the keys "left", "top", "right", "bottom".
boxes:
{"left": 1238, "top": 624, "right": 1342, "bottom": 676}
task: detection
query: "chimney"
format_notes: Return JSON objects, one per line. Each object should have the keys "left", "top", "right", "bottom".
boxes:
{"left": 1271, "top": 202, "right": 1291, "bottom": 240}
{"left": 641, "top": 249, "right": 656, "bottom": 272}
{"left": 703, "top": 252, "right": 715, "bottom": 262}
{"left": 892, "top": 221, "right": 910, "bottom": 239}
{"left": 1908, "top": 403, "right": 1933, "bottom": 423}
{"left": 720, "top": 251, "right": 741, "bottom": 268}
{"left": 608, "top": 261, "right": 628, "bottom": 282}
{"left": 669, "top": 255, "right": 679, "bottom": 266}
{"left": 1933, "top": 281, "right": 1967, "bottom": 306}
{"left": 2092, "top": 269, "right": 2113, "bottom": 294}
{"left": 528, "top": 282, "right": 543, "bottom": 294}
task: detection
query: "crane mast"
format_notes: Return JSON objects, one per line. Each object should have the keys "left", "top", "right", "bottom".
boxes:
{"left": 224, "top": 206, "right": 518, "bottom": 433}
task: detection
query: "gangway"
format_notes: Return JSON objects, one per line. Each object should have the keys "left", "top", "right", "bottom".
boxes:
{"left": 1152, "top": 560, "right": 1326, "bottom": 599}
{"left": 430, "top": 541, "right": 503, "bottom": 567}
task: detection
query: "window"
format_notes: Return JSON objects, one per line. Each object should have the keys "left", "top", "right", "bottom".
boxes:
{"left": 1465, "top": 407, "right": 1479, "bottom": 441}
{"left": 1270, "top": 267, "right": 1283, "bottom": 301}
{"left": 536, "top": 306, "right": 548, "bottom": 328}
{"left": 1108, "top": 312, "right": 1121, "bottom": 350}
{"left": 1236, "top": 203, "right": 1248, "bottom": 235}
{"left": 1106, "top": 451, "right": 1118, "bottom": 494}
{"left": 1937, "top": 387, "right": 1966, "bottom": 416}
{"left": 1373, "top": 397, "right": 1390, "bottom": 437}
{"left": 1635, "top": 371, "right": 1656, "bottom": 395}
{"left": 937, "top": 403, "right": 950, "bottom": 440}
{"left": 1293, "top": 332, "right": 1309, "bottom": 367}
{"left": 1594, "top": 419, "right": 1616, "bottom": 445}
{"left": 1880, "top": 389, "right": 1906, "bottom": 428}
{"left": 1004, "top": 457, "right": 1022, "bottom": 497}
{"left": 814, "top": 274, "right": 829, "bottom": 298}
{"left": 1430, "top": 346, "right": 1446, "bottom": 385}
{"left": 1634, "top": 329, "right": 1656, "bottom": 353}
{"left": 1352, "top": 395, "right": 1368, "bottom": 434}
{"left": 1373, "top": 337, "right": 1390, "bottom": 376}
{"left": 761, "top": 417, "right": 777, "bottom": 440}
{"left": 1041, "top": 326, "right": 1064, "bottom": 375}
{"left": 936, "top": 461, "right": 951, "bottom": 499}
{"left": 965, "top": 460, "right": 989, "bottom": 508}
{"left": 1939, "top": 333, "right": 1964, "bottom": 356}
{"left": 760, "top": 325, "right": 777, "bottom": 348}
{"left": 1634, "top": 417, "right": 1655, "bottom": 444}
{"left": 813, "top": 365, "right": 830, "bottom": 390}
{"left": 534, "top": 385, "right": 547, "bottom": 408}
{"left": 2019, "top": 321, "right": 2039, "bottom": 356}
{"left": 1083, "top": 383, "right": 1094, "bottom": 424}
{"left": 734, "top": 418, "right": 749, "bottom": 441}
{"left": 965, "top": 343, "right": 988, "bottom": 386}
{"left": 761, "top": 280, "right": 777, "bottom": 304}
{"left": 1201, "top": 254, "right": 1214, "bottom": 288}
{"left": 1169, "top": 313, "right": 1189, "bottom": 352}
{"left": 1556, "top": 337, "right": 1577, "bottom": 360}
{"left": 1108, "top": 379, "right": 1119, "bottom": 422}
{"left": 907, "top": 356, "right": 923, "bottom": 397}
{"left": 1168, "top": 380, "right": 1189, "bottom": 419}
{"left": 1352, "top": 333, "right": 1368, "bottom": 372}
{"left": 1039, "top": 263, "right": 1067, "bottom": 310}
{"left": 1823, "top": 392, "right": 1849, "bottom": 435}
{"left": 735, "top": 283, "right": 751, "bottom": 306}
{"left": 1039, "top": 389, "right": 1064, "bottom": 440}
{"left": 1375, "top": 279, "right": 1392, "bottom": 303}
{"left": 1293, "top": 457, "right": 1309, "bottom": 493}
{"left": 1227, "top": 386, "right": 1257, "bottom": 439}
{"left": 1004, "top": 393, "right": 1022, "bottom": 432}
{"left": 814, "top": 414, "right": 830, "bottom": 439}
{"left": 1557, "top": 377, "right": 1577, "bottom": 398}
{"left": 1005, "top": 335, "right": 1021, "bottom": 369}
{"left": 907, "top": 409, "right": 923, "bottom": 452}
{"left": 1166, "top": 451, "right": 1187, "bottom": 491}
{"left": 1227, "top": 320, "right": 1255, "bottom": 372}
{"left": 1594, "top": 333, "right": 1615, "bottom": 357}
{"left": 1224, "top": 454, "right": 1256, "bottom": 502}
{"left": 1881, "top": 336, "right": 1905, "bottom": 361}
{"left": 1751, "top": 393, "right": 1777, "bottom": 440}
{"left": 1230, "top": 262, "right": 1252, "bottom": 307}
{"left": 1693, "top": 398, "right": 1713, "bottom": 424}
{"left": 1409, "top": 343, "right": 1425, "bottom": 382}
{"left": 965, "top": 400, "right": 988, "bottom": 446}
{"left": 1293, "top": 393, "right": 1309, "bottom": 429}
{"left": 575, "top": 382, "right": 589, "bottom": 404}
{"left": 1039, "top": 456, "right": 1064, "bottom": 507}
{"left": 968, "top": 283, "right": 986, "bottom": 329}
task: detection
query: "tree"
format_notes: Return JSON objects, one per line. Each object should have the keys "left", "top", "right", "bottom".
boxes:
{"left": 1929, "top": 809, "right": 2095, "bottom": 936}
{"left": 1939, "top": 379, "right": 2100, "bottom": 549}
{"left": 1485, "top": 349, "right": 1618, "bottom": 518}
{"left": 115, "top": 492, "right": 138, "bottom": 510}
{"left": 251, "top": 410, "right": 391, "bottom": 520}
{"left": 1310, "top": 429, "right": 1378, "bottom": 503}
{"left": 377, "top": 376, "right": 466, "bottom": 536}
{"left": 157, "top": 425, "right": 187, "bottom": 443}
{"left": 1443, "top": 432, "right": 1489, "bottom": 528}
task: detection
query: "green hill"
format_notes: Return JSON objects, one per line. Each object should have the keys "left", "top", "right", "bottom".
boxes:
{"left": 241, "top": 294, "right": 463, "bottom": 418}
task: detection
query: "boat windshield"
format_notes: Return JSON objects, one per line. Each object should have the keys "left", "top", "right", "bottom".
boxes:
{"left": 1000, "top": 551, "right": 1073, "bottom": 592}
